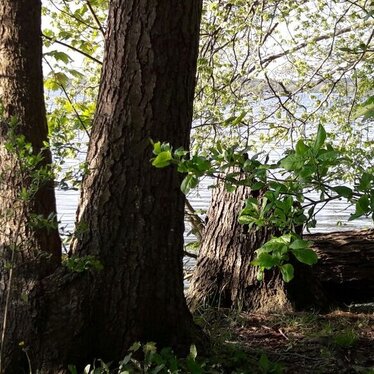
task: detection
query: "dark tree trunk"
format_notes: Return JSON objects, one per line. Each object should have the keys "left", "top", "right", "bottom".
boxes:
{"left": 187, "top": 181, "right": 328, "bottom": 313}
{"left": 0, "top": 1, "right": 61, "bottom": 372}
{"left": 1, "top": 0, "right": 204, "bottom": 372}
{"left": 70, "top": 0, "right": 204, "bottom": 360}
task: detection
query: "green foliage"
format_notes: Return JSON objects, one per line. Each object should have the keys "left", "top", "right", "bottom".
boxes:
{"left": 251, "top": 234, "right": 316, "bottom": 282}
{"left": 355, "top": 96, "right": 374, "bottom": 120}
{"left": 258, "top": 354, "right": 284, "bottom": 374}
{"left": 68, "top": 343, "right": 205, "bottom": 374}
{"left": 332, "top": 329, "right": 359, "bottom": 348}
{"left": 63, "top": 255, "right": 103, "bottom": 273}
{"left": 2, "top": 120, "right": 56, "bottom": 201}
{"left": 152, "top": 124, "right": 373, "bottom": 281}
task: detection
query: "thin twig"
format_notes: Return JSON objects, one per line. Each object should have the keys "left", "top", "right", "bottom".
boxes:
{"left": 42, "top": 33, "right": 102, "bottom": 65}
{"left": 85, "top": 0, "right": 106, "bottom": 37}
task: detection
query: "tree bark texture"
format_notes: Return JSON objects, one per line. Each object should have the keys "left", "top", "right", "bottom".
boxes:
{"left": 0, "top": 1, "right": 61, "bottom": 372}
{"left": 0, "top": 0, "right": 60, "bottom": 268}
{"left": 188, "top": 181, "right": 294, "bottom": 313}
{"left": 188, "top": 181, "right": 374, "bottom": 313}
{"left": 1, "top": 0, "right": 204, "bottom": 372}
{"left": 188, "top": 181, "right": 351, "bottom": 313}
{"left": 68, "top": 0, "right": 203, "bottom": 366}
{"left": 306, "top": 229, "right": 374, "bottom": 304}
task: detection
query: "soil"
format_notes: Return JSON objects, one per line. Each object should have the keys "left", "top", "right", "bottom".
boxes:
{"left": 198, "top": 308, "right": 374, "bottom": 373}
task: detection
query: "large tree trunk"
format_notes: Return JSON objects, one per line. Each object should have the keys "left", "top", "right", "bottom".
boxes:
{"left": 0, "top": 1, "right": 61, "bottom": 371}
{"left": 187, "top": 181, "right": 327, "bottom": 313}
{"left": 69, "top": 0, "right": 203, "bottom": 362}
{"left": 1, "top": 0, "right": 204, "bottom": 372}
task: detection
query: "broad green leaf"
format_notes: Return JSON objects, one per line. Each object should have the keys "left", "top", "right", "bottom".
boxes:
{"left": 251, "top": 253, "right": 279, "bottom": 269}
{"left": 295, "top": 139, "right": 309, "bottom": 155}
{"left": 280, "top": 154, "right": 304, "bottom": 171}
{"left": 292, "top": 248, "right": 318, "bottom": 265}
{"left": 193, "top": 156, "right": 211, "bottom": 172}
{"left": 289, "top": 239, "right": 310, "bottom": 250}
{"left": 152, "top": 141, "right": 162, "bottom": 155}
{"left": 45, "top": 50, "right": 72, "bottom": 63}
{"left": 333, "top": 186, "right": 353, "bottom": 199}
{"left": 358, "top": 173, "right": 372, "bottom": 191}
{"left": 299, "top": 165, "right": 315, "bottom": 179}
{"left": 318, "top": 150, "right": 338, "bottom": 162}
{"left": 181, "top": 174, "right": 198, "bottom": 194}
{"left": 280, "top": 263, "right": 294, "bottom": 282}
{"left": 151, "top": 150, "right": 172, "bottom": 168}
{"left": 355, "top": 195, "right": 370, "bottom": 214}
{"left": 314, "top": 124, "right": 326, "bottom": 150}
{"left": 238, "top": 215, "right": 256, "bottom": 225}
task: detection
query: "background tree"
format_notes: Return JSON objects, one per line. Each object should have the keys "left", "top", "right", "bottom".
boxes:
{"left": 186, "top": 0, "right": 374, "bottom": 312}
{"left": 0, "top": 0, "right": 61, "bottom": 370}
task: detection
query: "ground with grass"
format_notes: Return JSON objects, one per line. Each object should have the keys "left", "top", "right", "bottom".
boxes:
{"left": 197, "top": 308, "right": 374, "bottom": 373}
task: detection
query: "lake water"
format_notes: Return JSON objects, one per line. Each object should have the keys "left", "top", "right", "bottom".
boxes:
{"left": 55, "top": 172, "right": 373, "bottom": 245}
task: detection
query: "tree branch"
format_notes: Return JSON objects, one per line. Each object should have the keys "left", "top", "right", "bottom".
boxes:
{"left": 42, "top": 33, "right": 103, "bottom": 65}
{"left": 85, "top": 0, "right": 106, "bottom": 37}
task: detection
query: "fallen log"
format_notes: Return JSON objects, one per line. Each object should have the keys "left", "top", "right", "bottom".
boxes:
{"left": 306, "top": 229, "right": 374, "bottom": 304}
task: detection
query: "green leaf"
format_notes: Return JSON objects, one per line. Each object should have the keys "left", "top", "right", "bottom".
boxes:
{"left": 358, "top": 172, "right": 372, "bottom": 191}
{"left": 189, "top": 344, "right": 197, "bottom": 361}
{"left": 289, "top": 239, "right": 310, "bottom": 250}
{"left": 314, "top": 124, "right": 326, "bottom": 150}
{"left": 292, "top": 248, "right": 318, "bottom": 265}
{"left": 129, "top": 342, "right": 142, "bottom": 352}
{"left": 224, "top": 182, "right": 236, "bottom": 192}
{"left": 45, "top": 50, "right": 72, "bottom": 63}
{"left": 152, "top": 150, "right": 172, "bottom": 168}
{"left": 280, "top": 154, "right": 304, "bottom": 171}
{"left": 251, "top": 253, "right": 279, "bottom": 269}
{"left": 280, "top": 263, "right": 294, "bottom": 282}
{"left": 238, "top": 215, "right": 255, "bottom": 225}
{"left": 68, "top": 365, "right": 78, "bottom": 374}
{"left": 355, "top": 195, "right": 370, "bottom": 214}
{"left": 318, "top": 150, "right": 338, "bottom": 162}
{"left": 152, "top": 141, "right": 162, "bottom": 154}
{"left": 181, "top": 174, "right": 198, "bottom": 195}
{"left": 231, "top": 111, "right": 246, "bottom": 126}
{"left": 193, "top": 156, "right": 211, "bottom": 172}
{"left": 332, "top": 186, "right": 353, "bottom": 199}
{"left": 295, "top": 139, "right": 309, "bottom": 155}
{"left": 354, "top": 96, "right": 374, "bottom": 120}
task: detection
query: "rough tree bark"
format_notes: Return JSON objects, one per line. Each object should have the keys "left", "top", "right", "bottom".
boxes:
{"left": 69, "top": 0, "right": 204, "bottom": 363}
{"left": 1, "top": 0, "right": 204, "bottom": 372}
{"left": 188, "top": 180, "right": 332, "bottom": 312}
{"left": 186, "top": 180, "right": 367, "bottom": 313}
{"left": 307, "top": 229, "right": 374, "bottom": 304}
{"left": 0, "top": 0, "right": 61, "bottom": 371}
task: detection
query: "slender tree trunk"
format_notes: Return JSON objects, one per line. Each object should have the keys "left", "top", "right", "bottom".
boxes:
{"left": 0, "top": 0, "right": 61, "bottom": 372}
{"left": 188, "top": 181, "right": 327, "bottom": 313}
